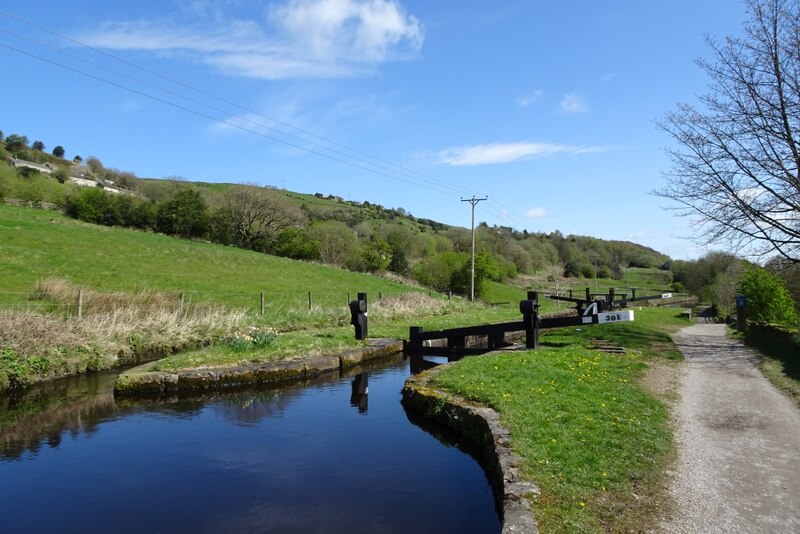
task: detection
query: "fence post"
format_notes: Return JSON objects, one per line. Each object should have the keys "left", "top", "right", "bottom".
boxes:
{"left": 77, "top": 289, "right": 83, "bottom": 320}
{"left": 379, "top": 292, "right": 382, "bottom": 300}
{"left": 179, "top": 292, "right": 184, "bottom": 312}
{"left": 260, "top": 292, "right": 265, "bottom": 316}
{"left": 308, "top": 291, "right": 312, "bottom": 310}
{"left": 348, "top": 292, "right": 351, "bottom": 305}
{"left": 448, "top": 291, "right": 452, "bottom": 300}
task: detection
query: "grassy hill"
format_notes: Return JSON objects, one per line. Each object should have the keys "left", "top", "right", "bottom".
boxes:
{"left": 0, "top": 203, "right": 427, "bottom": 312}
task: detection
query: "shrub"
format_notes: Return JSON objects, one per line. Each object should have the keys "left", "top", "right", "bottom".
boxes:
{"left": 156, "top": 190, "right": 208, "bottom": 238}
{"left": 740, "top": 264, "right": 799, "bottom": 326}
{"left": 63, "top": 188, "right": 120, "bottom": 226}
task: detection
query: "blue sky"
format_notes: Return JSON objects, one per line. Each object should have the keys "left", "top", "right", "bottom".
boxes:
{"left": 0, "top": 1, "right": 749, "bottom": 259}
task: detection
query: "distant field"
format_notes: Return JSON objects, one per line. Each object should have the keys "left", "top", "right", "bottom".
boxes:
{"left": 0, "top": 204, "right": 423, "bottom": 314}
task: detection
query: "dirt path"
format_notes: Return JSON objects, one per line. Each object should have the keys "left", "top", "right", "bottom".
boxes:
{"left": 657, "top": 323, "right": 800, "bottom": 533}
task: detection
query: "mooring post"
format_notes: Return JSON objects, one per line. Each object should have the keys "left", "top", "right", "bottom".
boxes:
{"left": 520, "top": 291, "right": 540, "bottom": 349}
{"left": 349, "top": 292, "right": 368, "bottom": 340}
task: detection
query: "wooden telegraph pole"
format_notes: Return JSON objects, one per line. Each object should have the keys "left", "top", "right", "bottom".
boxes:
{"left": 461, "top": 195, "right": 488, "bottom": 302}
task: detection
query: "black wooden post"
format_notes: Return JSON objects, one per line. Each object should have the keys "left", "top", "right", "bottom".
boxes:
{"left": 736, "top": 295, "right": 747, "bottom": 332}
{"left": 520, "top": 291, "right": 540, "bottom": 349}
{"left": 349, "top": 292, "right": 368, "bottom": 340}
{"left": 409, "top": 326, "right": 423, "bottom": 352}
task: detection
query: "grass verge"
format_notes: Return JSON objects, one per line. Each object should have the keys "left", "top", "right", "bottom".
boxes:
{"left": 430, "top": 307, "right": 691, "bottom": 533}
{"left": 737, "top": 324, "right": 800, "bottom": 404}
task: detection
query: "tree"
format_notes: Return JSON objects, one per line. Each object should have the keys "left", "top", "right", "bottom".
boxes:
{"left": 4, "top": 134, "right": 28, "bottom": 153}
{"left": 32, "top": 140, "right": 45, "bottom": 151}
{"left": 657, "top": 0, "right": 800, "bottom": 262}
{"left": 86, "top": 156, "right": 104, "bottom": 175}
{"left": 156, "top": 190, "right": 208, "bottom": 238}
{"left": 52, "top": 146, "right": 65, "bottom": 158}
{"left": 450, "top": 250, "right": 499, "bottom": 298}
{"left": 211, "top": 186, "right": 305, "bottom": 251}
{"left": 740, "top": 264, "right": 798, "bottom": 325}
{"left": 52, "top": 167, "right": 69, "bottom": 184}
{"left": 308, "top": 221, "right": 358, "bottom": 267}
{"left": 73, "top": 155, "right": 83, "bottom": 164}
{"left": 362, "top": 240, "right": 392, "bottom": 272}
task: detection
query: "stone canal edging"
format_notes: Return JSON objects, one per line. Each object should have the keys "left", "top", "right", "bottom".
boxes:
{"left": 402, "top": 364, "right": 539, "bottom": 534}
{"left": 114, "top": 339, "right": 403, "bottom": 395}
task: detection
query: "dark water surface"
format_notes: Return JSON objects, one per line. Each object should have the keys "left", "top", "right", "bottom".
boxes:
{"left": 0, "top": 356, "right": 500, "bottom": 533}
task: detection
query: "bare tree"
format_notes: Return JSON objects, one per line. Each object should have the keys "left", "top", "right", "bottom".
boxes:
{"left": 308, "top": 221, "right": 357, "bottom": 267}
{"left": 213, "top": 185, "right": 305, "bottom": 251}
{"left": 657, "top": 0, "right": 800, "bottom": 262}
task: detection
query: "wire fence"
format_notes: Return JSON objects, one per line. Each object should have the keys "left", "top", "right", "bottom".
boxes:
{"left": 0, "top": 289, "right": 445, "bottom": 319}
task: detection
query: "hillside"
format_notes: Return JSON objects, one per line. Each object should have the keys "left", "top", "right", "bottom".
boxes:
{"left": 0, "top": 130, "right": 673, "bottom": 301}
{"left": 0, "top": 203, "right": 418, "bottom": 313}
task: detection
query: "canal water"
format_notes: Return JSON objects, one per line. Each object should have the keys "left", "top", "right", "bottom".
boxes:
{"left": 0, "top": 355, "right": 500, "bottom": 533}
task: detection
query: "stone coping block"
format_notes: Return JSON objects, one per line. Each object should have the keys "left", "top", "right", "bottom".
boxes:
{"left": 402, "top": 365, "right": 539, "bottom": 534}
{"left": 115, "top": 339, "right": 402, "bottom": 396}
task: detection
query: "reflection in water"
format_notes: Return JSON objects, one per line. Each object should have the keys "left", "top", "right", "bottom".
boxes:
{"left": 0, "top": 372, "right": 119, "bottom": 460}
{"left": 350, "top": 372, "right": 368, "bottom": 413}
{"left": 211, "top": 389, "right": 301, "bottom": 426}
{"left": 0, "top": 356, "right": 500, "bottom": 533}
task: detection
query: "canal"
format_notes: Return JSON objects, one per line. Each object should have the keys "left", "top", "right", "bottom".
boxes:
{"left": 0, "top": 355, "right": 501, "bottom": 533}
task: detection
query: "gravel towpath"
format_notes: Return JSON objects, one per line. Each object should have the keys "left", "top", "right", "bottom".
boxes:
{"left": 657, "top": 322, "right": 800, "bottom": 533}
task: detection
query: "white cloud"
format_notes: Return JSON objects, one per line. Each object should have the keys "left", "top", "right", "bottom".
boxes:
{"left": 559, "top": 91, "right": 589, "bottom": 114}
{"left": 76, "top": 0, "right": 423, "bottom": 79}
{"left": 518, "top": 89, "right": 543, "bottom": 107}
{"left": 525, "top": 207, "right": 547, "bottom": 218}
{"left": 437, "top": 141, "right": 615, "bottom": 166}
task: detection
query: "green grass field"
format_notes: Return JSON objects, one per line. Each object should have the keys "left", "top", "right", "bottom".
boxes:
{"left": 0, "top": 203, "right": 421, "bottom": 313}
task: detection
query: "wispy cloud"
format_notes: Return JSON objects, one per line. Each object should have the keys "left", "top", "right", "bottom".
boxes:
{"left": 437, "top": 141, "right": 615, "bottom": 166}
{"left": 525, "top": 207, "right": 547, "bottom": 218}
{"left": 518, "top": 89, "right": 543, "bottom": 108}
{"left": 559, "top": 91, "right": 589, "bottom": 114}
{"left": 76, "top": 0, "right": 424, "bottom": 80}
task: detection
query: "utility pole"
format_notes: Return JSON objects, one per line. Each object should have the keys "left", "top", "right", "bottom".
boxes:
{"left": 461, "top": 195, "right": 488, "bottom": 302}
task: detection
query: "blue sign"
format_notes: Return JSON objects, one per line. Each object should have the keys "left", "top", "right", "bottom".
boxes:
{"left": 736, "top": 295, "right": 747, "bottom": 308}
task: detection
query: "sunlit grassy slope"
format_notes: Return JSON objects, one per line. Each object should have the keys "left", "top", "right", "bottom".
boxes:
{"left": 0, "top": 204, "right": 421, "bottom": 311}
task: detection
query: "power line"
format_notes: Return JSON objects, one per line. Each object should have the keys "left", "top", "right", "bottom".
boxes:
{"left": 0, "top": 10, "right": 473, "bottom": 198}
{"left": 0, "top": 41, "right": 460, "bottom": 197}
{"left": 0, "top": 10, "right": 540, "bottom": 231}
